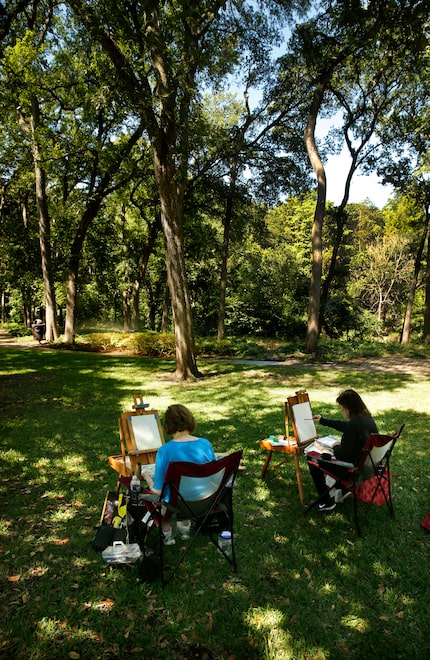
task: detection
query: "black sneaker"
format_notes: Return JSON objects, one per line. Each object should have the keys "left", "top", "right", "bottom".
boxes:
{"left": 318, "top": 500, "right": 336, "bottom": 512}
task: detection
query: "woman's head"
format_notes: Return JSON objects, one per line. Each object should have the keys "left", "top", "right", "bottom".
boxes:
{"left": 163, "top": 404, "right": 196, "bottom": 436}
{"left": 336, "top": 389, "right": 370, "bottom": 419}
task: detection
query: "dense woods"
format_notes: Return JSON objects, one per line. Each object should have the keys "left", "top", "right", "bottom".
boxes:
{"left": 1, "top": 0, "right": 429, "bottom": 377}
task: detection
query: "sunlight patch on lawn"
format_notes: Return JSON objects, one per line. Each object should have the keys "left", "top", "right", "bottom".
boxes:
{"left": 246, "top": 606, "right": 284, "bottom": 629}
{"left": 34, "top": 616, "right": 103, "bottom": 643}
{"left": 56, "top": 454, "right": 92, "bottom": 476}
{"left": 0, "top": 448, "right": 26, "bottom": 464}
{"left": 246, "top": 607, "right": 295, "bottom": 659}
{"left": 372, "top": 560, "right": 398, "bottom": 579}
{"left": 341, "top": 614, "right": 369, "bottom": 632}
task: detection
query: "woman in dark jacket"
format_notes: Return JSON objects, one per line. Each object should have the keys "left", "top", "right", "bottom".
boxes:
{"left": 308, "top": 389, "right": 378, "bottom": 511}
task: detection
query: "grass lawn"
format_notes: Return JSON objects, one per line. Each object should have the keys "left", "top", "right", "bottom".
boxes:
{"left": 1, "top": 346, "right": 429, "bottom": 659}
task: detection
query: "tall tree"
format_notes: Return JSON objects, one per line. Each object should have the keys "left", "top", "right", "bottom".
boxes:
{"left": 285, "top": 0, "right": 429, "bottom": 352}
{"left": 4, "top": 18, "right": 61, "bottom": 340}
{"left": 66, "top": 0, "right": 234, "bottom": 378}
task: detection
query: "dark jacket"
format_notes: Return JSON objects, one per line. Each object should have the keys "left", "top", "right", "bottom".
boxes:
{"left": 319, "top": 414, "right": 378, "bottom": 465}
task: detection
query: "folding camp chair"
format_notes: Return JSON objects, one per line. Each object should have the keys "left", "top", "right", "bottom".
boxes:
{"left": 306, "top": 424, "right": 405, "bottom": 536}
{"left": 108, "top": 395, "right": 164, "bottom": 488}
{"left": 260, "top": 390, "right": 317, "bottom": 504}
{"left": 140, "top": 450, "right": 243, "bottom": 586}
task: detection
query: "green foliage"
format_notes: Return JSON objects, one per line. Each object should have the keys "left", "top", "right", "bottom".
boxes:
{"left": 75, "top": 331, "right": 177, "bottom": 357}
{"left": 50, "top": 329, "right": 430, "bottom": 363}
{"left": 323, "top": 296, "right": 383, "bottom": 340}
{"left": 2, "top": 322, "right": 32, "bottom": 337}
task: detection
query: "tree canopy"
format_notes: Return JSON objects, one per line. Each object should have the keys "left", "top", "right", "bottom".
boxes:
{"left": 1, "top": 0, "right": 429, "bottom": 373}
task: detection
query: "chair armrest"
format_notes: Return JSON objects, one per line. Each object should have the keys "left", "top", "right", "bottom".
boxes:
{"left": 139, "top": 493, "right": 177, "bottom": 514}
{"left": 321, "top": 458, "right": 355, "bottom": 469}
{"left": 139, "top": 493, "right": 160, "bottom": 504}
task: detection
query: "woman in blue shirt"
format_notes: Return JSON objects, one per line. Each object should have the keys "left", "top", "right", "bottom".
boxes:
{"left": 142, "top": 404, "right": 215, "bottom": 544}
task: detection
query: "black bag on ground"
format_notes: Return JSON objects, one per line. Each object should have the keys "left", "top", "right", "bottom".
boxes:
{"left": 92, "top": 526, "right": 127, "bottom": 551}
{"left": 137, "top": 554, "right": 161, "bottom": 583}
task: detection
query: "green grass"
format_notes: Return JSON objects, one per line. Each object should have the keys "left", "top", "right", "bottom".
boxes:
{"left": 1, "top": 347, "right": 429, "bottom": 659}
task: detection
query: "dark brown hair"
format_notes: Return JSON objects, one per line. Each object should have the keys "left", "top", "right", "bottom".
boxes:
{"left": 336, "top": 389, "right": 371, "bottom": 419}
{"left": 163, "top": 404, "right": 196, "bottom": 435}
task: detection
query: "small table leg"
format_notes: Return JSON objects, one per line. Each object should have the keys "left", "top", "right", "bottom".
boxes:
{"left": 260, "top": 450, "right": 273, "bottom": 479}
{"left": 294, "top": 452, "right": 305, "bottom": 505}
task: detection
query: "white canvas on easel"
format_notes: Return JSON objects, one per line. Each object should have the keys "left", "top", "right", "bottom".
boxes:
{"left": 291, "top": 401, "right": 317, "bottom": 444}
{"left": 129, "top": 413, "right": 163, "bottom": 451}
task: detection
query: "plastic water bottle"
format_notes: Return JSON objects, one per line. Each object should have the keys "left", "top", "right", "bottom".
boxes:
{"left": 218, "top": 530, "right": 232, "bottom": 557}
{"left": 130, "top": 474, "right": 141, "bottom": 504}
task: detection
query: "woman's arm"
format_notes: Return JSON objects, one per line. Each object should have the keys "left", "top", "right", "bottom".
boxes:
{"left": 319, "top": 417, "right": 349, "bottom": 433}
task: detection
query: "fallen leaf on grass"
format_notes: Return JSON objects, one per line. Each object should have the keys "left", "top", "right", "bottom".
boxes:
{"left": 54, "top": 538, "right": 70, "bottom": 545}
{"left": 8, "top": 575, "right": 21, "bottom": 582}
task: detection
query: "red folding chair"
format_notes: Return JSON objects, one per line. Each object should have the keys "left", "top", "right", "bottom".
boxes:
{"left": 140, "top": 450, "right": 243, "bottom": 586}
{"left": 306, "top": 424, "right": 405, "bottom": 536}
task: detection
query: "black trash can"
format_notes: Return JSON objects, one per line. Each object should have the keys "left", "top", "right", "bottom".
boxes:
{"left": 31, "top": 319, "right": 46, "bottom": 343}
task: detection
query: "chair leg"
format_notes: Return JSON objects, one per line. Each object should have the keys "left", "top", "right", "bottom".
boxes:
{"left": 352, "top": 481, "right": 362, "bottom": 537}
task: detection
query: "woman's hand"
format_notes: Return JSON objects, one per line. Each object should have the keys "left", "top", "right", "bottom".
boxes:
{"left": 141, "top": 470, "right": 153, "bottom": 488}
{"left": 312, "top": 414, "right": 321, "bottom": 423}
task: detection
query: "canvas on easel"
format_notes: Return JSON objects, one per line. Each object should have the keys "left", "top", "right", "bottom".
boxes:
{"left": 108, "top": 395, "right": 165, "bottom": 481}
{"left": 260, "top": 390, "right": 316, "bottom": 504}
{"left": 288, "top": 399, "right": 317, "bottom": 444}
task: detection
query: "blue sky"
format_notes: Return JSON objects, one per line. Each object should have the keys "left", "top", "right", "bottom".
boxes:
{"left": 325, "top": 150, "right": 393, "bottom": 209}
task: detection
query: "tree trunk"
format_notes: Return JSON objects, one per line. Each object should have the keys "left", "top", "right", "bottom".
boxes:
{"left": 64, "top": 209, "right": 96, "bottom": 342}
{"left": 155, "top": 158, "right": 201, "bottom": 379}
{"left": 217, "top": 102, "right": 251, "bottom": 342}
{"left": 319, "top": 156, "right": 357, "bottom": 328}
{"left": 423, "top": 214, "right": 430, "bottom": 343}
{"left": 63, "top": 125, "right": 144, "bottom": 343}
{"left": 304, "top": 82, "right": 326, "bottom": 354}
{"left": 161, "top": 284, "right": 170, "bottom": 333}
{"left": 131, "top": 280, "right": 140, "bottom": 331}
{"left": 20, "top": 97, "right": 60, "bottom": 341}
{"left": 217, "top": 158, "right": 238, "bottom": 341}
{"left": 400, "top": 209, "right": 429, "bottom": 343}
{"left": 123, "top": 287, "right": 132, "bottom": 332}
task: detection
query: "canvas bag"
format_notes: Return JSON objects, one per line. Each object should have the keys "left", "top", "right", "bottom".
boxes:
{"left": 420, "top": 512, "right": 430, "bottom": 532}
{"left": 354, "top": 469, "right": 391, "bottom": 506}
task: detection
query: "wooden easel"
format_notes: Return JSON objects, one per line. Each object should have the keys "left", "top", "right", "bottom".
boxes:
{"left": 108, "top": 395, "right": 164, "bottom": 483}
{"left": 260, "top": 390, "right": 315, "bottom": 504}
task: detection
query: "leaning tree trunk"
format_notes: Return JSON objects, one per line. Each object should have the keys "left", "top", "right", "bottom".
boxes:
{"left": 400, "top": 210, "right": 429, "bottom": 343}
{"left": 304, "top": 82, "right": 326, "bottom": 354}
{"left": 423, "top": 219, "right": 430, "bottom": 343}
{"left": 64, "top": 209, "right": 96, "bottom": 343}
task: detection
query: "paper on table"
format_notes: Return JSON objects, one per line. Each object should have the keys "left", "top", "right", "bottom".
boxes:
{"left": 268, "top": 438, "right": 291, "bottom": 446}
